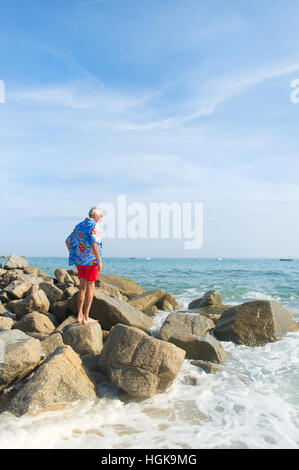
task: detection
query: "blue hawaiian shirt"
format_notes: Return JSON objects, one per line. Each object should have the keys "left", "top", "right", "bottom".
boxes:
{"left": 65, "top": 218, "right": 103, "bottom": 266}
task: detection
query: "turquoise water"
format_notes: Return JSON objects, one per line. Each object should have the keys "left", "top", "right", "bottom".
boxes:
{"left": 0, "top": 257, "right": 298, "bottom": 449}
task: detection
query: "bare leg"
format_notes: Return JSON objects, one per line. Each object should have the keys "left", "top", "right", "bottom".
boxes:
{"left": 77, "top": 278, "right": 86, "bottom": 323}
{"left": 83, "top": 281, "right": 98, "bottom": 324}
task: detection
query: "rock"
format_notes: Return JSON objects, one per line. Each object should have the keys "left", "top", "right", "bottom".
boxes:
{"left": 98, "top": 324, "right": 185, "bottom": 399}
{"left": 190, "top": 360, "right": 221, "bottom": 374}
{"left": 0, "top": 301, "right": 5, "bottom": 314}
{"left": 158, "top": 312, "right": 215, "bottom": 342}
{"left": 188, "top": 290, "right": 223, "bottom": 309}
{"left": 0, "top": 330, "right": 42, "bottom": 392}
{"left": 4, "top": 254, "right": 28, "bottom": 270}
{"left": 23, "top": 267, "right": 38, "bottom": 277}
{"left": 0, "top": 316, "right": 14, "bottom": 330}
{"left": 71, "top": 275, "right": 80, "bottom": 287}
{"left": 49, "top": 300, "right": 69, "bottom": 322}
{"left": 0, "top": 268, "right": 6, "bottom": 277}
{"left": 5, "top": 299, "right": 22, "bottom": 314}
{"left": 40, "top": 333, "right": 64, "bottom": 357}
{"left": 143, "top": 305, "right": 158, "bottom": 317}
{"left": 25, "top": 332, "right": 49, "bottom": 341}
{"left": 156, "top": 293, "right": 181, "bottom": 311}
{"left": 54, "top": 315, "right": 77, "bottom": 334}
{"left": 14, "top": 290, "right": 50, "bottom": 319}
{"left": 128, "top": 289, "right": 166, "bottom": 311}
{"left": 12, "top": 312, "right": 55, "bottom": 335}
{"left": 67, "top": 291, "right": 153, "bottom": 332}
{"left": 64, "top": 286, "right": 78, "bottom": 298}
{"left": 95, "top": 280, "right": 126, "bottom": 301}
{"left": 160, "top": 331, "right": 227, "bottom": 362}
{"left": 54, "top": 269, "right": 74, "bottom": 285}
{"left": 0, "top": 292, "right": 9, "bottom": 303}
{"left": 47, "top": 313, "right": 60, "bottom": 327}
{"left": 63, "top": 322, "right": 103, "bottom": 356}
{"left": 7, "top": 345, "right": 97, "bottom": 416}
{"left": 39, "top": 282, "right": 65, "bottom": 303}
{"left": 214, "top": 300, "right": 299, "bottom": 346}
{"left": 99, "top": 273, "right": 145, "bottom": 299}
{"left": 4, "top": 280, "right": 32, "bottom": 300}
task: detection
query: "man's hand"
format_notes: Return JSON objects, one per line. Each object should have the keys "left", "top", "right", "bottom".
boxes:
{"left": 91, "top": 242, "right": 103, "bottom": 271}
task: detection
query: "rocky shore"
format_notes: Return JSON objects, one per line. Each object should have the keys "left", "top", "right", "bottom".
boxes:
{"left": 0, "top": 253, "right": 298, "bottom": 417}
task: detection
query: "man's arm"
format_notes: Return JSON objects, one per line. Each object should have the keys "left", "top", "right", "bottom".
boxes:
{"left": 91, "top": 242, "right": 103, "bottom": 271}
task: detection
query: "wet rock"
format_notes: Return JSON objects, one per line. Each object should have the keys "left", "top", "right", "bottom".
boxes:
{"left": 143, "top": 305, "right": 158, "bottom": 317}
{"left": 214, "top": 300, "right": 299, "bottom": 346}
{"left": 7, "top": 345, "right": 97, "bottom": 416}
{"left": 190, "top": 360, "right": 222, "bottom": 374}
{"left": 98, "top": 324, "right": 186, "bottom": 399}
{"left": 63, "top": 322, "right": 103, "bottom": 356}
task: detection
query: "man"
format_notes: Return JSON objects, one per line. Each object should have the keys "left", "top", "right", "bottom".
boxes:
{"left": 65, "top": 207, "right": 103, "bottom": 325}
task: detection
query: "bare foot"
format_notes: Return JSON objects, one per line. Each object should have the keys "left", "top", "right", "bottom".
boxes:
{"left": 77, "top": 315, "right": 83, "bottom": 324}
{"left": 82, "top": 317, "right": 99, "bottom": 325}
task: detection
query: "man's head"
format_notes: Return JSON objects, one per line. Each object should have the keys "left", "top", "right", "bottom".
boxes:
{"left": 89, "top": 207, "right": 103, "bottom": 223}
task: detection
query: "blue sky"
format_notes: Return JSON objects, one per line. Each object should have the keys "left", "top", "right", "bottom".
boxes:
{"left": 1, "top": 0, "right": 299, "bottom": 257}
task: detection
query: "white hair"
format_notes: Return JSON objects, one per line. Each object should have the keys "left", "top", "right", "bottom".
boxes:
{"left": 88, "top": 207, "right": 103, "bottom": 217}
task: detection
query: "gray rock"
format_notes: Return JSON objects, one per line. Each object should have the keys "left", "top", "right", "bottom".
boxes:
{"left": 67, "top": 290, "right": 154, "bottom": 332}
{"left": 98, "top": 324, "right": 185, "bottom": 398}
{"left": 49, "top": 300, "right": 69, "bottom": 322}
{"left": 158, "top": 312, "right": 215, "bottom": 342}
{"left": 156, "top": 293, "right": 181, "bottom": 311}
{"left": 0, "top": 330, "right": 42, "bottom": 392}
{"left": 14, "top": 290, "right": 50, "bottom": 319}
{"left": 214, "top": 300, "right": 299, "bottom": 346}
{"left": 190, "top": 360, "right": 222, "bottom": 374}
{"left": 54, "top": 269, "right": 74, "bottom": 285}
{"left": 7, "top": 345, "right": 97, "bottom": 416}
{"left": 4, "top": 280, "right": 32, "bottom": 300}
{"left": 4, "top": 254, "right": 28, "bottom": 270}
{"left": 54, "top": 315, "right": 77, "bottom": 334}
{"left": 63, "top": 322, "right": 103, "bottom": 356}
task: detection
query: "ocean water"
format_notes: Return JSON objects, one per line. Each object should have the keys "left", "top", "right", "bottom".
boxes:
{"left": 0, "top": 257, "right": 298, "bottom": 449}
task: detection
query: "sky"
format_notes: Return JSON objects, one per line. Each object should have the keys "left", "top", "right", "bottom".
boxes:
{"left": 1, "top": 0, "right": 299, "bottom": 258}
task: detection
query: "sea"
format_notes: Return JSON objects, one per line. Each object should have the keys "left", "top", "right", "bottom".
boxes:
{"left": 0, "top": 257, "right": 298, "bottom": 449}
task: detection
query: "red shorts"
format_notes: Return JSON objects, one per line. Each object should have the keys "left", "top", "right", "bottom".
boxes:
{"left": 76, "top": 265, "right": 99, "bottom": 282}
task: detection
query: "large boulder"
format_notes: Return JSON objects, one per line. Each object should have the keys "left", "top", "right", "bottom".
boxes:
{"left": 12, "top": 312, "right": 55, "bottom": 335}
{"left": 4, "top": 254, "right": 28, "bottom": 270}
{"left": 67, "top": 291, "right": 153, "bottom": 332}
{"left": 40, "top": 333, "right": 64, "bottom": 358}
{"left": 158, "top": 312, "right": 215, "bottom": 342}
{"left": 7, "top": 345, "right": 97, "bottom": 416}
{"left": 128, "top": 289, "right": 166, "bottom": 311}
{"left": 99, "top": 273, "right": 145, "bottom": 299}
{"left": 63, "top": 322, "right": 103, "bottom": 356}
{"left": 0, "top": 330, "right": 42, "bottom": 392}
{"left": 188, "top": 290, "right": 223, "bottom": 309}
{"left": 160, "top": 331, "right": 227, "bottom": 362}
{"left": 214, "top": 300, "right": 299, "bottom": 346}
{"left": 98, "top": 324, "right": 186, "bottom": 398}
{"left": 54, "top": 269, "right": 74, "bottom": 285}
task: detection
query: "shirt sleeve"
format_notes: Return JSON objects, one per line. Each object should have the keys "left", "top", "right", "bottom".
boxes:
{"left": 65, "top": 231, "right": 73, "bottom": 244}
{"left": 88, "top": 225, "right": 97, "bottom": 244}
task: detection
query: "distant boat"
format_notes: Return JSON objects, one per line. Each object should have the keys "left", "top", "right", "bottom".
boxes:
{"left": 280, "top": 258, "right": 293, "bottom": 261}
{"left": 145, "top": 257, "right": 151, "bottom": 260}
{"left": 129, "top": 257, "right": 136, "bottom": 259}
{"left": 216, "top": 258, "right": 223, "bottom": 261}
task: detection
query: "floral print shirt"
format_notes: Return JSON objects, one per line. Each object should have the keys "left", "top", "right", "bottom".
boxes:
{"left": 65, "top": 217, "right": 103, "bottom": 266}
